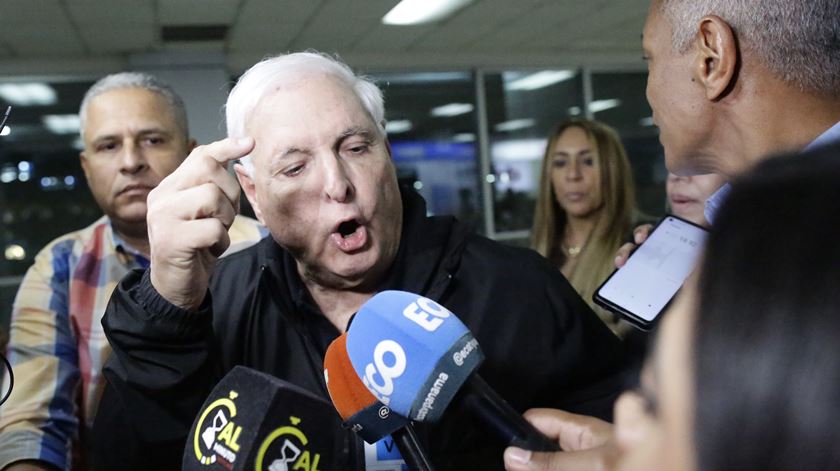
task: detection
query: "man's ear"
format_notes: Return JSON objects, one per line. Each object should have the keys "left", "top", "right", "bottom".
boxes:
{"left": 187, "top": 137, "right": 198, "bottom": 152}
{"left": 693, "top": 15, "right": 738, "bottom": 101}
{"left": 233, "top": 163, "right": 264, "bottom": 225}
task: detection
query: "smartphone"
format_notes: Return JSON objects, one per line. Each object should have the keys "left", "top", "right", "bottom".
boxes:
{"left": 593, "top": 215, "right": 708, "bottom": 331}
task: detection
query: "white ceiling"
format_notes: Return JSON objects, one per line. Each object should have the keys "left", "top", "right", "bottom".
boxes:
{"left": 0, "top": 0, "right": 651, "bottom": 76}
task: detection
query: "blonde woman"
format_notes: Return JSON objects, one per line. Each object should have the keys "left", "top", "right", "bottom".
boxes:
{"left": 531, "top": 119, "right": 639, "bottom": 337}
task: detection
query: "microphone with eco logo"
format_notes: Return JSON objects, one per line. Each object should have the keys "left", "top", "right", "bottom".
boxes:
{"left": 345, "top": 290, "right": 561, "bottom": 452}
{"left": 324, "top": 333, "right": 435, "bottom": 471}
{"left": 182, "top": 366, "right": 347, "bottom": 471}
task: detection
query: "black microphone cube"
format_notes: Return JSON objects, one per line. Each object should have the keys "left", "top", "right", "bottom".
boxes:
{"left": 183, "top": 366, "right": 347, "bottom": 470}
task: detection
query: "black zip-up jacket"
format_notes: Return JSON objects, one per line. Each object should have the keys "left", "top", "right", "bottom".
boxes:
{"left": 95, "top": 189, "right": 626, "bottom": 470}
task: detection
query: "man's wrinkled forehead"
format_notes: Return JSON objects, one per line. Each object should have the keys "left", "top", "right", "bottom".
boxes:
{"left": 84, "top": 87, "right": 183, "bottom": 139}
{"left": 253, "top": 75, "right": 376, "bottom": 131}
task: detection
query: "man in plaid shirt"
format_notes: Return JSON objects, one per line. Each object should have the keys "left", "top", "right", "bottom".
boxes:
{"left": 0, "top": 72, "right": 265, "bottom": 471}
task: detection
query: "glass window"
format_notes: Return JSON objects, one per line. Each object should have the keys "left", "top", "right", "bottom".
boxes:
{"left": 1, "top": 79, "right": 100, "bottom": 328}
{"left": 483, "top": 69, "right": 585, "bottom": 236}
{"left": 590, "top": 71, "right": 666, "bottom": 218}
{"left": 370, "top": 72, "right": 483, "bottom": 230}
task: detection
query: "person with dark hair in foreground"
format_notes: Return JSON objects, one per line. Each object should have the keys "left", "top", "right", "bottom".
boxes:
{"left": 505, "top": 144, "right": 840, "bottom": 470}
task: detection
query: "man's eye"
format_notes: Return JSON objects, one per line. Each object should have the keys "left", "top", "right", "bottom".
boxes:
{"left": 97, "top": 142, "right": 117, "bottom": 152}
{"left": 283, "top": 164, "right": 305, "bottom": 177}
{"left": 140, "top": 135, "right": 167, "bottom": 147}
{"left": 345, "top": 143, "right": 370, "bottom": 155}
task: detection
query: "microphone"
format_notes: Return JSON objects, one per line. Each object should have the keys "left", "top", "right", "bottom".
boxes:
{"left": 324, "top": 333, "right": 436, "bottom": 471}
{"left": 182, "top": 366, "right": 348, "bottom": 470}
{"left": 345, "top": 290, "right": 561, "bottom": 452}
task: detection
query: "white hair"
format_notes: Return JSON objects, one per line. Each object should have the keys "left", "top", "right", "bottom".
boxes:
{"left": 225, "top": 51, "right": 386, "bottom": 175}
{"left": 79, "top": 72, "right": 189, "bottom": 138}
{"left": 659, "top": 0, "right": 840, "bottom": 97}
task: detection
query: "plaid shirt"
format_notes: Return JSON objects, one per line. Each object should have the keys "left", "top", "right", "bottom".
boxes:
{"left": 0, "top": 215, "right": 266, "bottom": 470}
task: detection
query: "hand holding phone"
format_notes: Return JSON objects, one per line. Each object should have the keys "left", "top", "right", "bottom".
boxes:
{"left": 594, "top": 215, "right": 708, "bottom": 330}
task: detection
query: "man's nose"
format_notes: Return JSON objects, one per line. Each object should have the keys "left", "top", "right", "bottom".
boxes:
{"left": 119, "top": 142, "right": 147, "bottom": 173}
{"left": 322, "top": 155, "right": 353, "bottom": 203}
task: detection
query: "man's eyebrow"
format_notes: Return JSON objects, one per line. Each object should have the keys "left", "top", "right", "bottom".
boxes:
{"left": 278, "top": 146, "right": 309, "bottom": 159}
{"left": 337, "top": 126, "right": 377, "bottom": 142}
{"left": 91, "top": 127, "right": 170, "bottom": 142}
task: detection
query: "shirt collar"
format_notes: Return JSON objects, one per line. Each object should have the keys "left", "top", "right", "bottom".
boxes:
{"left": 704, "top": 119, "right": 840, "bottom": 226}
{"left": 109, "top": 223, "right": 150, "bottom": 269}
{"left": 803, "top": 119, "right": 840, "bottom": 152}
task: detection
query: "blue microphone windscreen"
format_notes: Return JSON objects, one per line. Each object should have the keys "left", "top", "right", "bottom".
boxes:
{"left": 346, "top": 290, "right": 484, "bottom": 422}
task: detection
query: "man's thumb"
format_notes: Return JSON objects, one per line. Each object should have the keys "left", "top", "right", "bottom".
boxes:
{"left": 505, "top": 447, "right": 536, "bottom": 470}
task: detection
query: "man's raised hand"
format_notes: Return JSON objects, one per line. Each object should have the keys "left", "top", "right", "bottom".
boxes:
{"left": 147, "top": 137, "right": 255, "bottom": 310}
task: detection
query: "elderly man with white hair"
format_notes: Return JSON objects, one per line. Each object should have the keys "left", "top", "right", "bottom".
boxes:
{"left": 94, "top": 52, "right": 627, "bottom": 470}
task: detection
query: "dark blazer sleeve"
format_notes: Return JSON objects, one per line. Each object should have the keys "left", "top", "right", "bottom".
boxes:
{"left": 94, "top": 268, "right": 220, "bottom": 470}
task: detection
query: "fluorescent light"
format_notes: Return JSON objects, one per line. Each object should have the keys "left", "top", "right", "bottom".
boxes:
{"left": 0, "top": 83, "right": 57, "bottom": 106}
{"left": 588, "top": 99, "right": 622, "bottom": 114}
{"left": 43, "top": 114, "right": 81, "bottom": 134}
{"left": 494, "top": 119, "right": 536, "bottom": 132}
{"left": 18, "top": 161, "right": 30, "bottom": 172}
{"left": 0, "top": 126, "right": 9, "bottom": 136}
{"left": 386, "top": 120, "right": 413, "bottom": 134}
{"left": 492, "top": 138, "right": 547, "bottom": 161}
{"left": 639, "top": 116, "right": 655, "bottom": 126}
{"left": 452, "top": 133, "right": 475, "bottom": 142}
{"left": 383, "top": 0, "right": 473, "bottom": 25}
{"left": 412, "top": 181, "right": 423, "bottom": 190}
{"left": 506, "top": 70, "right": 576, "bottom": 91}
{"left": 375, "top": 72, "right": 470, "bottom": 84}
{"left": 431, "top": 103, "right": 474, "bottom": 117}
{"left": 568, "top": 106, "right": 582, "bottom": 116}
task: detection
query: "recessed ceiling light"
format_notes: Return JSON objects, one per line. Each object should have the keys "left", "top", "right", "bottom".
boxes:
{"left": 383, "top": 0, "right": 474, "bottom": 25}
{"left": 506, "top": 70, "right": 576, "bottom": 91}
{"left": 589, "top": 99, "right": 622, "bottom": 114}
{"left": 43, "top": 114, "right": 81, "bottom": 134}
{"left": 431, "top": 103, "right": 474, "bottom": 117}
{"left": 0, "top": 83, "right": 57, "bottom": 106}
{"left": 386, "top": 120, "right": 413, "bottom": 134}
{"left": 494, "top": 119, "right": 536, "bottom": 132}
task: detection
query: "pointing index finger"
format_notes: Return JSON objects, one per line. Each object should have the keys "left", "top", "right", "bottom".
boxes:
{"left": 204, "top": 136, "right": 255, "bottom": 165}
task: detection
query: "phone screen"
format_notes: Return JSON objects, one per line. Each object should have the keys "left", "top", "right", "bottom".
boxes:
{"left": 594, "top": 215, "right": 708, "bottom": 329}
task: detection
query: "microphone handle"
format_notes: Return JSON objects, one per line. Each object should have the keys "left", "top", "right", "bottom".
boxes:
{"left": 392, "top": 424, "right": 436, "bottom": 471}
{"left": 462, "top": 375, "right": 561, "bottom": 452}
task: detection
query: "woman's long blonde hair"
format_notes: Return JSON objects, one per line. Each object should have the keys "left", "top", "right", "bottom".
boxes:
{"left": 531, "top": 119, "right": 637, "bottom": 323}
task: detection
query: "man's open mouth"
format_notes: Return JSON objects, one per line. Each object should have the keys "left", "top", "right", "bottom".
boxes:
{"left": 337, "top": 219, "right": 360, "bottom": 238}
